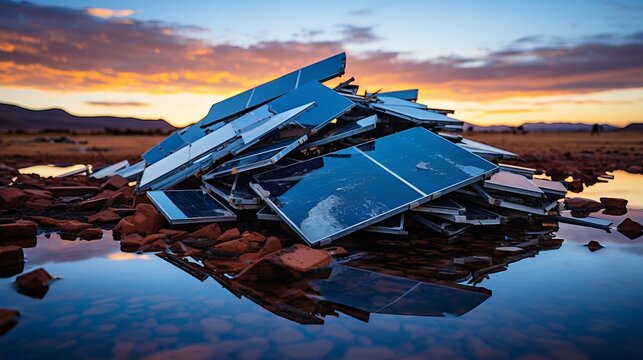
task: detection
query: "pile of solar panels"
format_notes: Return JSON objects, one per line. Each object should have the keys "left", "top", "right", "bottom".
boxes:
{"left": 98, "top": 52, "right": 603, "bottom": 247}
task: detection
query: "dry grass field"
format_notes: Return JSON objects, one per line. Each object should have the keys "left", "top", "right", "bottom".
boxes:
{"left": 0, "top": 131, "right": 641, "bottom": 171}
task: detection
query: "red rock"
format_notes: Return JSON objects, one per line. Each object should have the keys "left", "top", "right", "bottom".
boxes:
{"left": 14, "top": 268, "right": 54, "bottom": 299}
{"left": 599, "top": 197, "right": 628, "bottom": 210}
{"left": 56, "top": 220, "right": 93, "bottom": 233}
{"left": 45, "top": 186, "right": 100, "bottom": 196}
{"left": 100, "top": 175, "right": 129, "bottom": 190}
{"left": 324, "top": 246, "right": 349, "bottom": 257}
{"left": 0, "top": 187, "right": 27, "bottom": 209}
{"left": 170, "top": 242, "right": 201, "bottom": 257}
{"left": 617, "top": 218, "right": 642, "bottom": 240}
{"left": 140, "top": 239, "right": 169, "bottom": 252}
{"left": 564, "top": 197, "right": 604, "bottom": 212}
{"left": 0, "top": 246, "right": 24, "bottom": 266}
{"left": 24, "top": 197, "right": 52, "bottom": 210}
{"left": 237, "top": 244, "right": 332, "bottom": 281}
{"left": 120, "top": 233, "right": 146, "bottom": 251}
{"left": 189, "top": 223, "right": 222, "bottom": 240}
{"left": 0, "top": 220, "right": 37, "bottom": 238}
{"left": 239, "top": 252, "right": 260, "bottom": 264}
{"left": 14, "top": 174, "right": 46, "bottom": 188}
{"left": 0, "top": 308, "right": 20, "bottom": 336}
{"left": 241, "top": 231, "right": 266, "bottom": 243}
{"left": 113, "top": 203, "right": 165, "bottom": 236}
{"left": 585, "top": 240, "right": 604, "bottom": 252}
{"left": 181, "top": 238, "right": 217, "bottom": 249}
{"left": 22, "top": 189, "right": 53, "bottom": 199}
{"left": 217, "top": 228, "right": 240, "bottom": 243}
{"left": 566, "top": 179, "right": 584, "bottom": 193}
{"left": 159, "top": 229, "right": 189, "bottom": 241}
{"left": 625, "top": 165, "right": 642, "bottom": 174}
{"left": 214, "top": 239, "right": 249, "bottom": 255}
{"left": 87, "top": 209, "right": 121, "bottom": 223}
{"left": 143, "top": 233, "right": 168, "bottom": 244}
{"left": 259, "top": 236, "right": 282, "bottom": 256}
{"left": 34, "top": 216, "right": 61, "bottom": 227}
{"left": 78, "top": 227, "right": 103, "bottom": 240}
{"left": 74, "top": 196, "right": 110, "bottom": 211}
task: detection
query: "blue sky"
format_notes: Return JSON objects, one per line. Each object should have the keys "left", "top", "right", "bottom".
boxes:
{"left": 1, "top": 0, "right": 642, "bottom": 126}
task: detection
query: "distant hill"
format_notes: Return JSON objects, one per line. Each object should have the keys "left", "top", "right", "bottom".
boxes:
{"left": 0, "top": 102, "right": 175, "bottom": 132}
{"left": 466, "top": 122, "right": 624, "bottom": 133}
{"left": 622, "top": 123, "right": 643, "bottom": 131}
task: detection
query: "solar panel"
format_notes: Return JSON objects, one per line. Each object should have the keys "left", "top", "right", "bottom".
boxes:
{"left": 269, "top": 82, "right": 355, "bottom": 131}
{"left": 200, "top": 52, "right": 346, "bottom": 128}
{"left": 302, "top": 115, "right": 377, "bottom": 148}
{"left": 498, "top": 163, "right": 536, "bottom": 177}
{"left": 114, "top": 160, "right": 146, "bottom": 180}
{"left": 90, "top": 160, "right": 130, "bottom": 179}
{"left": 147, "top": 190, "right": 236, "bottom": 224}
{"left": 484, "top": 171, "right": 544, "bottom": 198}
{"left": 203, "top": 135, "right": 307, "bottom": 179}
{"left": 412, "top": 196, "right": 466, "bottom": 215}
{"left": 370, "top": 97, "right": 462, "bottom": 126}
{"left": 251, "top": 127, "right": 498, "bottom": 246}
{"left": 378, "top": 89, "right": 419, "bottom": 101}
{"left": 531, "top": 178, "right": 568, "bottom": 197}
{"left": 458, "top": 139, "right": 517, "bottom": 159}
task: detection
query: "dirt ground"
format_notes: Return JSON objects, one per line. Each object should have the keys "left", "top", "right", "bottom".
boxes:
{"left": 0, "top": 131, "right": 641, "bottom": 174}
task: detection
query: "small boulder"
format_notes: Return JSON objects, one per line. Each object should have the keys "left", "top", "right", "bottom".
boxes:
{"left": 0, "top": 187, "right": 27, "bottom": 210}
{"left": 120, "top": 233, "right": 146, "bottom": 252}
{"left": 181, "top": 238, "right": 217, "bottom": 250}
{"left": 0, "top": 245, "right": 24, "bottom": 266}
{"left": 214, "top": 239, "right": 249, "bottom": 255}
{"left": 140, "top": 239, "right": 169, "bottom": 252}
{"left": 617, "top": 218, "right": 642, "bottom": 240}
{"left": 600, "top": 197, "right": 628, "bottom": 210}
{"left": 14, "top": 268, "right": 54, "bottom": 299}
{"left": 585, "top": 240, "right": 604, "bottom": 252}
{"left": 0, "top": 220, "right": 38, "bottom": 238}
{"left": 159, "top": 229, "right": 189, "bottom": 241}
{"left": 239, "top": 252, "right": 261, "bottom": 264}
{"left": 44, "top": 186, "right": 100, "bottom": 196}
{"left": 216, "top": 228, "right": 241, "bottom": 243}
{"left": 22, "top": 189, "right": 52, "bottom": 199}
{"left": 56, "top": 220, "right": 93, "bottom": 233}
{"left": 0, "top": 308, "right": 20, "bottom": 336}
{"left": 241, "top": 231, "right": 266, "bottom": 244}
{"left": 564, "top": 197, "right": 604, "bottom": 213}
{"left": 237, "top": 244, "right": 332, "bottom": 281}
{"left": 100, "top": 175, "right": 129, "bottom": 191}
{"left": 113, "top": 203, "right": 165, "bottom": 236}
{"left": 87, "top": 209, "right": 121, "bottom": 223}
{"left": 189, "top": 223, "right": 222, "bottom": 240}
{"left": 143, "top": 233, "right": 168, "bottom": 244}
{"left": 78, "top": 227, "right": 103, "bottom": 240}
{"left": 24, "top": 197, "right": 52, "bottom": 210}
{"left": 259, "top": 236, "right": 282, "bottom": 257}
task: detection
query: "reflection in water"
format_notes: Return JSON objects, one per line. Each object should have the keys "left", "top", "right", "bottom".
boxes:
{"left": 0, "top": 174, "right": 642, "bottom": 359}
{"left": 577, "top": 171, "right": 643, "bottom": 208}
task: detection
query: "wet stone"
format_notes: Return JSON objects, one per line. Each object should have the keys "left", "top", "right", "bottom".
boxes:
{"left": 217, "top": 228, "right": 240, "bottom": 243}
{"left": 56, "top": 220, "right": 93, "bottom": 233}
{"left": 617, "top": 218, "right": 642, "bottom": 240}
{"left": 14, "top": 268, "right": 55, "bottom": 299}
{"left": 237, "top": 244, "right": 332, "bottom": 281}
{"left": 599, "top": 197, "right": 628, "bottom": 210}
{"left": 88, "top": 209, "right": 121, "bottom": 223}
{"left": 100, "top": 175, "right": 129, "bottom": 191}
{"left": 189, "top": 223, "right": 222, "bottom": 240}
{"left": 564, "top": 197, "right": 604, "bottom": 213}
{"left": 214, "top": 239, "right": 249, "bottom": 255}
{"left": 0, "top": 220, "right": 38, "bottom": 239}
{"left": 159, "top": 229, "right": 189, "bottom": 241}
{"left": 259, "top": 236, "right": 282, "bottom": 256}
{"left": 0, "top": 187, "right": 27, "bottom": 210}
{"left": 0, "top": 308, "right": 20, "bottom": 336}
{"left": 0, "top": 245, "right": 24, "bottom": 267}
{"left": 586, "top": 240, "right": 604, "bottom": 252}
{"left": 78, "top": 227, "right": 103, "bottom": 240}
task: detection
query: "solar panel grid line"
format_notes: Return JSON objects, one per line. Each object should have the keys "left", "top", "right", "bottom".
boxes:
{"left": 354, "top": 147, "right": 427, "bottom": 197}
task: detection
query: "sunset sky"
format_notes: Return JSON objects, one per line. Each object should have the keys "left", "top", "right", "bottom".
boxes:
{"left": 1, "top": 0, "right": 642, "bottom": 127}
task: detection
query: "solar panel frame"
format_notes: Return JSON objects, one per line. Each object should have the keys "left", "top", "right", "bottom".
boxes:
{"left": 90, "top": 160, "right": 130, "bottom": 179}
{"left": 302, "top": 115, "right": 377, "bottom": 149}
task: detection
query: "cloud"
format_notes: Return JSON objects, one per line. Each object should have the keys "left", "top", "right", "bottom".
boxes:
{"left": 85, "top": 101, "right": 149, "bottom": 107}
{"left": 0, "top": 0, "right": 642, "bottom": 101}
{"left": 85, "top": 8, "right": 134, "bottom": 18}
{"left": 339, "top": 24, "right": 379, "bottom": 43}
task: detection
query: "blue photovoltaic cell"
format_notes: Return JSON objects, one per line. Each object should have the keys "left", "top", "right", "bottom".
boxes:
{"left": 303, "top": 115, "right": 377, "bottom": 148}
{"left": 253, "top": 147, "right": 421, "bottom": 245}
{"left": 356, "top": 127, "right": 498, "bottom": 197}
{"left": 269, "top": 81, "right": 355, "bottom": 130}
{"left": 147, "top": 190, "right": 236, "bottom": 224}
{"left": 378, "top": 89, "right": 419, "bottom": 101}
{"left": 252, "top": 127, "right": 499, "bottom": 246}
{"left": 247, "top": 72, "right": 299, "bottom": 108}
{"left": 370, "top": 97, "right": 461, "bottom": 125}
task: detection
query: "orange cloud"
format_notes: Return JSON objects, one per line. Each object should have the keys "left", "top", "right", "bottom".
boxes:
{"left": 85, "top": 8, "right": 134, "bottom": 18}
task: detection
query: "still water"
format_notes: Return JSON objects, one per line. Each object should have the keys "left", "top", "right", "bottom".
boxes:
{"left": 1, "top": 175, "right": 642, "bottom": 359}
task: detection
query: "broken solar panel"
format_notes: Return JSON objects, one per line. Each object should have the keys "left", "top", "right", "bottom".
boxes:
{"left": 378, "top": 89, "right": 419, "bottom": 101}
{"left": 363, "top": 213, "right": 407, "bottom": 235}
{"left": 115, "top": 160, "right": 146, "bottom": 180}
{"left": 269, "top": 81, "right": 355, "bottom": 131}
{"left": 312, "top": 265, "right": 490, "bottom": 317}
{"left": 498, "top": 163, "right": 536, "bottom": 178}
{"left": 432, "top": 203, "right": 503, "bottom": 225}
{"left": 147, "top": 190, "right": 236, "bottom": 224}
{"left": 408, "top": 212, "right": 471, "bottom": 237}
{"left": 90, "top": 160, "right": 129, "bottom": 179}
{"left": 251, "top": 127, "right": 498, "bottom": 246}
{"left": 457, "top": 139, "right": 517, "bottom": 160}
{"left": 531, "top": 178, "right": 568, "bottom": 198}
{"left": 412, "top": 196, "right": 466, "bottom": 216}
{"left": 302, "top": 115, "right": 377, "bottom": 149}
{"left": 369, "top": 96, "right": 462, "bottom": 127}
{"left": 138, "top": 103, "right": 313, "bottom": 191}
{"left": 484, "top": 171, "right": 544, "bottom": 198}
{"left": 142, "top": 53, "right": 347, "bottom": 164}
{"left": 203, "top": 135, "right": 307, "bottom": 179}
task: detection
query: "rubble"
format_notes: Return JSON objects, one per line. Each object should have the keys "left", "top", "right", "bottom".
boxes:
{"left": 14, "top": 268, "right": 55, "bottom": 299}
